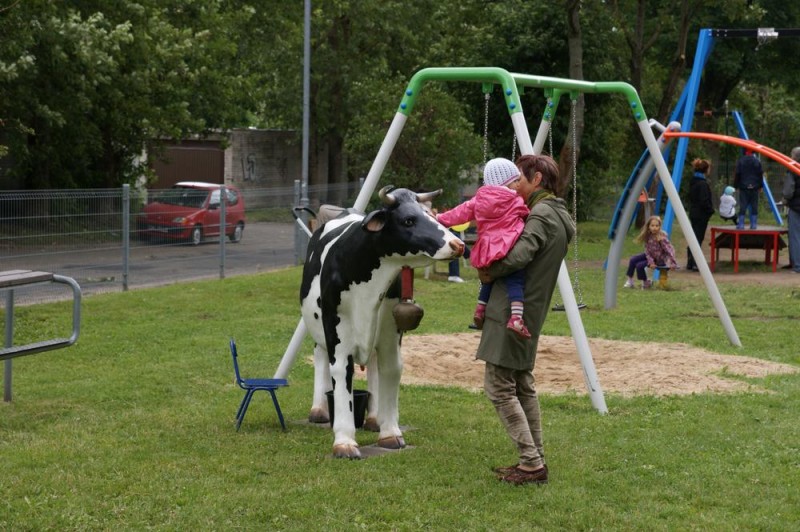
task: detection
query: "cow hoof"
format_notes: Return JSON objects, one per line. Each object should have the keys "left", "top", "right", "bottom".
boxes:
{"left": 377, "top": 435, "right": 406, "bottom": 449}
{"left": 362, "top": 417, "right": 380, "bottom": 432}
{"left": 308, "top": 408, "right": 329, "bottom": 424}
{"left": 333, "top": 444, "right": 362, "bottom": 459}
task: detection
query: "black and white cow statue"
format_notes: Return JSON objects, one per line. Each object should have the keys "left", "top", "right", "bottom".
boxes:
{"left": 300, "top": 186, "right": 464, "bottom": 459}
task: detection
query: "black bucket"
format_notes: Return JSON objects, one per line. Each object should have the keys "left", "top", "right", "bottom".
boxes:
{"left": 325, "top": 389, "right": 369, "bottom": 428}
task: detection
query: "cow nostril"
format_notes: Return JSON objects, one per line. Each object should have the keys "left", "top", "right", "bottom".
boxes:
{"left": 449, "top": 239, "right": 465, "bottom": 257}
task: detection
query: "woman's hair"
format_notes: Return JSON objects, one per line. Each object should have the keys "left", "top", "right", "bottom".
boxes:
{"left": 692, "top": 158, "right": 710, "bottom": 174}
{"left": 634, "top": 215, "right": 663, "bottom": 244}
{"left": 516, "top": 154, "right": 564, "bottom": 197}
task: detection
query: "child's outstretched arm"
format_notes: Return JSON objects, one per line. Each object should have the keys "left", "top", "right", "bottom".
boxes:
{"left": 436, "top": 197, "right": 477, "bottom": 228}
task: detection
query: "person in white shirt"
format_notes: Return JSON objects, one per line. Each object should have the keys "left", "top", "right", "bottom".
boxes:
{"left": 719, "top": 185, "right": 737, "bottom": 223}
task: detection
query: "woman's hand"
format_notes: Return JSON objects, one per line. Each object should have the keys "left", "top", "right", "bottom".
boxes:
{"left": 478, "top": 267, "right": 492, "bottom": 284}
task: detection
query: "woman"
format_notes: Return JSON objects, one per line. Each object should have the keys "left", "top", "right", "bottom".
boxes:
{"left": 477, "top": 154, "right": 574, "bottom": 485}
{"left": 686, "top": 158, "right": 715, "bottom": 271}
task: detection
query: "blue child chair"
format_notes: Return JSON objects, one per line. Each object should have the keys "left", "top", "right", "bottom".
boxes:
{"left": 229, "top": 338, "right": 288, "bottom": 430}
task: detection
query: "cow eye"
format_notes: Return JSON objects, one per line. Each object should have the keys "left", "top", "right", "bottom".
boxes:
{"left": 402, "top": 217, "right": 415, "bottom": 227}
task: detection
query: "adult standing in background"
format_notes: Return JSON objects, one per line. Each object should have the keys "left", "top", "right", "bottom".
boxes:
{"left": 686, "top": 158, "right": 715, "bottom": 272}
{"left": 477, "top": 154, "right": 574, "bottom": 486}
{"left": 782, "top": 147, "right": 800, "bottom": 273}
{"left": 734, "top": 148, "right": 764, "bottom": 229}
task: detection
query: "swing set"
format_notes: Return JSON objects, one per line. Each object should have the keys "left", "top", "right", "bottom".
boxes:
{"left": 480, "top": 86, "right": 586, "bottom": 310}
{"left": 275, "top": 67, "right": 744, "bottom": 415}
{"left": 606, "top": 28, "right": 800, "bottom": 310}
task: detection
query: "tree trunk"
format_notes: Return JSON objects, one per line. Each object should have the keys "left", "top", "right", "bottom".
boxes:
{"left": 560, "top": 0, "right": 585, "bottom": 201}
{"left": 656, "top": 0, "right": 693, "bottom": 123}
{"left": 628, "top": 0, "right": 646, "bottom": 91}
{"left": 327, "top": 133, "right": 346, "bottom": 206}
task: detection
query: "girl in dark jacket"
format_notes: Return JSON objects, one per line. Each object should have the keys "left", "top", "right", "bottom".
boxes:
{"left": 686, "top": 158, "right": 715, "bottom": 271}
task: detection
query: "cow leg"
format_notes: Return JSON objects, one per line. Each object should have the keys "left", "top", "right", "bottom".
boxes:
{"left": 374, "top": 308, "right": 406, "bottom": 450}
{"left": 362, "top": 352, "right": 380, "bottom": 432}
{"left": 330, "top": 352, "right": 361, "bottom": 459}
{"left": 308, "top": 344, "right": 331, "bottom": 424}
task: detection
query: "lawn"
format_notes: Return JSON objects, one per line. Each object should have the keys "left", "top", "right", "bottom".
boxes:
{"left": 1, "top": 222, "right": 799, "bottom": 530}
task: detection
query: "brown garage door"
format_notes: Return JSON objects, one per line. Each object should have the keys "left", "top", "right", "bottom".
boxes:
{"left": 151, "top": 141, "right": 224, "bottom": 188}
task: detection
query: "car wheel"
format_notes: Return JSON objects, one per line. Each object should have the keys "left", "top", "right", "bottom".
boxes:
{"left": 229, "top": 222, "right": 244, "bottom": 243}
{"left": 190, "top": 225, "right": 203, "bottom": 246}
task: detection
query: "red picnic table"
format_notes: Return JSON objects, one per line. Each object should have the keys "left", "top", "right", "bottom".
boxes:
{"left": 709, "top": 225, "right": 788, "bottom": 273}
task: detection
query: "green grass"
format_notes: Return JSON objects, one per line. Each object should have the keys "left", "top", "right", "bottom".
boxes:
{"left": 2, "top": 222, "right": 799, "bottom": 530}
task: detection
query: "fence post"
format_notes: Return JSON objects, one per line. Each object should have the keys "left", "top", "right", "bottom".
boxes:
{"left": 122, "top": 184, "right": 130, "bottom": 291}
{"left": 4, "top": 290, "right": 13, "bottom": 402}
{"left": 219, "top": 186, "right": 226, "bottom": 279}
{"left": 294, "top": 180, "right": 302, "bottom": 265}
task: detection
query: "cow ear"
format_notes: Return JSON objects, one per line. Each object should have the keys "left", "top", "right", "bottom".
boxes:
{"left": 362, "top": 210, "right": 386, "bottom": 232}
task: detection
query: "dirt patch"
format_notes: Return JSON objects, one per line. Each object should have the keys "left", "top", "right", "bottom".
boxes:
{"left": 393, "top": 333, "right": 797, "bottom": 396}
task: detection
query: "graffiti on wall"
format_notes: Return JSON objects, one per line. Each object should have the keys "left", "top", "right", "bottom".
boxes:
{"left": 244, "top": 154, "right": 257, "bottom": 182}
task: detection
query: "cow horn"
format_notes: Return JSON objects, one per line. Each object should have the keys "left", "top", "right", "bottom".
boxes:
{"left": 416, "top": 189, "right": 442, "bottom": 203}
{"left": 378, "top": 186, "right": 397, "bottom": 206}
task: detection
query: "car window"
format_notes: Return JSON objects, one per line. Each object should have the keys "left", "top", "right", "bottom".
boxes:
{"left": 159, "top": 187, "right": 209, "bottom": 208}
{"left": 210, "top": 190, "right": 221, "bottom": 206}
{"left": 226, "top": 189, "right": 239, "bottom": 206}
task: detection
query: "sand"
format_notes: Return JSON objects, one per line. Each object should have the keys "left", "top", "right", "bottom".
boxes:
{"left": 392, "top": 332, "right": 797, "bottom": 396}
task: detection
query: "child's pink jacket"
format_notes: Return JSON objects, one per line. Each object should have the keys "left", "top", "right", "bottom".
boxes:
{"left": 437, "top": 186, "right": 529, "bottom": 268}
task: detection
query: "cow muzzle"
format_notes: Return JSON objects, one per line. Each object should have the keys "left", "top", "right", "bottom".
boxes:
{"left": 449, "top": 238, "right": 465, "bottom": 258}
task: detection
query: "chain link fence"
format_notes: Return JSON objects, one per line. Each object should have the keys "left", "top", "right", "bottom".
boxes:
{"left": 0, "top": 181, "right": 362, "bottom": 303}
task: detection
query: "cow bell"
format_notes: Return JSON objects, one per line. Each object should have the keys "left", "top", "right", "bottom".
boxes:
{"left": 393, "top": 299, "right": 424, "bottom": 331}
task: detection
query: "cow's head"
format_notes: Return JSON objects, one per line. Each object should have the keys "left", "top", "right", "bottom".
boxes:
{"left": 360, "top": 186, "right": 464, "bottom": 265}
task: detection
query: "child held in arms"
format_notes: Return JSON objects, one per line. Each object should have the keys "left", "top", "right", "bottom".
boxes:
{"left": 437, "top": 158, "right": 532, "bottom": 339}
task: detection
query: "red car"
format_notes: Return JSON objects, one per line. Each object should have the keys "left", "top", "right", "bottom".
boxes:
{"left": 137, "top": 182, "right": 246, "bottom": 245}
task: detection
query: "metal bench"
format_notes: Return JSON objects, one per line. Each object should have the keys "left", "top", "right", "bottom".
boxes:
{"left": 2, "top": 270, "right": 82, "bottom": 401}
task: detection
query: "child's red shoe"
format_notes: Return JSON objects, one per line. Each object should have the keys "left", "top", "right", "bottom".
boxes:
{"left": 473, "top": 306, "right": 485, "bottom": 329}
{"left": 506, "top": 315, "right": 531, "bottom": 339}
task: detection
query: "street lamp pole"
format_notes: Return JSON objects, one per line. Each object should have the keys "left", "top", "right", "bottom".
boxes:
{"left": 297, "top": 0, "right": 311, "bottom": 262}
{"left": 301, "top": 0, "right": 311, "bottom": 210}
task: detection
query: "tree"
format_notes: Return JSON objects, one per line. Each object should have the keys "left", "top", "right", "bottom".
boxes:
{"left": 0, "top": 0, "right": 261, "bottom": 189}
{"left": 346, "top": 80, "right": 482, "bottom": 207}
{"left": 559, "top": 0, "right": 586, "bottom": 202}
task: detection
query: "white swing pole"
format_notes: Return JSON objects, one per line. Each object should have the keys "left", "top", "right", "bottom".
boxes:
{"left": 532, "top": 120, "right": 551, "bottom": 155}
{"left": 558, "top": 262, "right": 608, "bottom": 413}
{"left": 274, "top": 112, "right": 409, "bottom": 379}
{"left": 637, "top": 120, "right": 742, "bottom": 347}
{"left": 512, "top": 107, "right": 608, "bottom": 414}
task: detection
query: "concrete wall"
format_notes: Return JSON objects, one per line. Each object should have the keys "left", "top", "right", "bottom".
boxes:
{"left": 227, "top": 129, "right": 296, "bottom": 188}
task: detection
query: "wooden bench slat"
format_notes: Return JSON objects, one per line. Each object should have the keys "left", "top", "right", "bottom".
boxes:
{"left": 0, "top": 270, "right": 55, "bottom": 289}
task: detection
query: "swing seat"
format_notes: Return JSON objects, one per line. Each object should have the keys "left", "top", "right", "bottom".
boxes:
{"left": 552, "top": 302, "right": 588, "bottom": 312}
{"left": 655, "top": 266, "right": 670, "bottom": 289}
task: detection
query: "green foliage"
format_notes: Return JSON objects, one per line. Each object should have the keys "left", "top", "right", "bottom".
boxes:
{"left": 2, "top": 0, "right": 800, "bottom": 196}
{"left": 0, "top": 0, "right": 260, "bottom": 188}
{"left": 347, "top": 81, "right": 482, "bottom": 206}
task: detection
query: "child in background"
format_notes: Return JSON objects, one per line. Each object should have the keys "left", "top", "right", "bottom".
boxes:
{"left": 719, "top": 185, "right": 737, "bottom": 223}
{"left": 437, "top": 158, "right": 531, "bottom": 339}
{"left": 624, "top": 215, "right": 679, "bottom": 289}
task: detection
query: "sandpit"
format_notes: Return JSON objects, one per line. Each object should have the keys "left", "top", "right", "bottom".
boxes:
{"left": 389, "top": 332, "right": 797, "bottom": 396}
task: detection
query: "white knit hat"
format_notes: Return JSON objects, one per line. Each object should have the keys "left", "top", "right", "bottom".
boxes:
{"left": 483, "top": 158, "right": 520, "bottom": 187}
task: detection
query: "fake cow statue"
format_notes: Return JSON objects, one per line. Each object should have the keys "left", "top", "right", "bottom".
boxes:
{"left": 300, "top": 186, "right": 464, "bottom": 459}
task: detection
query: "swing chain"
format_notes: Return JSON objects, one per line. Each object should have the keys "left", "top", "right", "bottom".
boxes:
{"left": 570, "top": 98, "right": 585, "bottom": 305}
{"left": 511, "top": 133, "right": 517, "bottom": 162}
{"left": 482, "top": 92, "right": 490, "bottom": 165}
{"left": 546, "top": 98, "right": 554, "bottom": 157}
